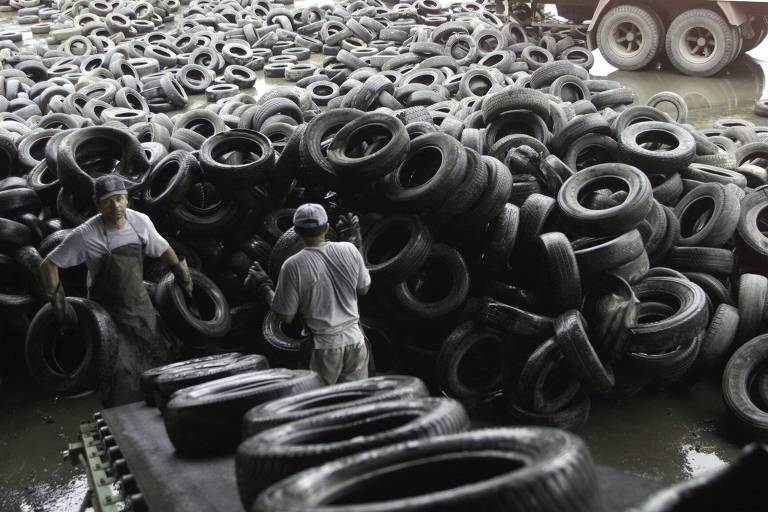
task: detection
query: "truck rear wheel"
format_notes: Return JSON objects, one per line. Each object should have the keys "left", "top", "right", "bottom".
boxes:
{"left": 597, "top": 4, "right": 663, "bottom": 71}
{"left": 665, "top": 8, "right": 736, "bottom": 77}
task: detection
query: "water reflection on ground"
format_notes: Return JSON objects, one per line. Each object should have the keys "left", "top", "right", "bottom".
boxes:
{"left": 592, "top": 40, "right": 768, "bottom": 128}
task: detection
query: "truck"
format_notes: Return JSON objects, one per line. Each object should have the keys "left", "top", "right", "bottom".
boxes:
{"left": 531, "top": 1, "right": 768, "bottom": 76}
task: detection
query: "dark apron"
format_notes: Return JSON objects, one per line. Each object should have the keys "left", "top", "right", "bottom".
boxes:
{"left": 90, "top": 219, "right": 171, "bottom": 407}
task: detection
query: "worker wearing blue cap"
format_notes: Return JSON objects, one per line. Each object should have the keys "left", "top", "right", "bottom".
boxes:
{"left": 39, "top": 175, "right": 192, "bottom": 406}
{"left": 245, "top": 204, "right": 371, "bottom": 385}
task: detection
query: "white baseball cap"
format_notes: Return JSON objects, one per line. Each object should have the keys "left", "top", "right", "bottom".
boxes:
{"left": 293, "top": 203, "right": 328, "bottom": 229}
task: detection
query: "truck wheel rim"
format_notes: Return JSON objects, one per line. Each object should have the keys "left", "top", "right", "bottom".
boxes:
{"left": 681, "top": 25, "right": 717, "bottom": 63}
{"left": 611, "top": 21, "right": 644, "bottom": 57}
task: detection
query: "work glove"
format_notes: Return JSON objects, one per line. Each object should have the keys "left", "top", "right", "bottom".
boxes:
{"left": 244, "top": 262, "right": 274, "bottom": 298}
{"left": 47, "top": 283, "right": 77, "bottom": 326}
{"left": 336, "top": 213, "right": 362, "bottom": 251}
{"left": 172, "top": 257, "right": 194, "bottom": 299}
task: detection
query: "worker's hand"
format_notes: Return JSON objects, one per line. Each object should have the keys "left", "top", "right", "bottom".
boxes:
{"left": 172, "top": 257, "right": 194, "bottom": 299}
{"left": 244, "top": 262, "right": 274, "bottom": 298}
{"left": 48, "top": 283, "right": 77, "bottom": 326}
{"left": 336, "top": 213, "right": 362, "bottom": 250}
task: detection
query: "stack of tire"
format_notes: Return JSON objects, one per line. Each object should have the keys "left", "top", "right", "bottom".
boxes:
{"left": 139, "top": 353, "right": 604, "bottom": 512}
{"left": 0, "top": 0, "right": 763, "bottom": 444}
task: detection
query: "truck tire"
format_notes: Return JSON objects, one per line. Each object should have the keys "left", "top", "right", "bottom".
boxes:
{"left": 665, "top": 9, "right": 736, "bottom": 77}
{"left": 597, "top": 4, "right": 663, "bottom": 71}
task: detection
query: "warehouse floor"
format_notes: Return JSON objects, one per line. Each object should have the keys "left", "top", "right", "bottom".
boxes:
{"left": 2, "top": 4, "right": 768, "bottom": 511}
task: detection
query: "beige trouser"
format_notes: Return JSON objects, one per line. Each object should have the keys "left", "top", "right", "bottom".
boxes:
{"left": 310, "top": 342, "right": 369, "bottom": 385}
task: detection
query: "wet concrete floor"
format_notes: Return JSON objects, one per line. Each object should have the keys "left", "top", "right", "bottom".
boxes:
{"left": 2, "top": 5, "right": 768, "bottom": 511}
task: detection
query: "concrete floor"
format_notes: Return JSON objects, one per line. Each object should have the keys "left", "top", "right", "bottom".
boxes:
{"left": 2, "top": 4, "right": 768, "bottom": 511}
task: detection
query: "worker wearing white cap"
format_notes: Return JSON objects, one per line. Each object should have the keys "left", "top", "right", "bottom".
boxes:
{"left": 39, "top": 175, "right": 192, "bottom": 405}
{"left": 245, "top": 204, "right": 370, "bottom": 385}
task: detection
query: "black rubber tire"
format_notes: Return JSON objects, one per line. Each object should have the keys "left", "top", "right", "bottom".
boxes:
{"left": 430, "top": 149, "right": 488, "bottom": 224}
{"left": 327, "top": 112, "right": 409, "bottom": 182}
{"left": 666, "top": 246, "right": 734, "bottom": 275}
{"left": 682, "top": 272, "right": 732, "bottom": 308}
{"left": 252, "top": 427, "right": 601, "bottom": 512}
{"left": 618, "top": 121, "right": 696, "bottom": 173}
{"left": 551, "top": 113, "right": 611, "bottom": 157}
{"left": 242, "top": 375, "right": 430, "bottom": 436}
{"left": 625, "top": 327, "right": 701, "bottom": 385}
{"left": 538, "top": 232, "right": 582, "bottom": 313}
{"left": 629, "top": 276, "right": 710, "bottom": 353}
{"left": 683, "top": 164, "right": 747, "bottom": 188}
{"left": 737, "top": 189, "right": 768, "bottom": 260}
{"left": 141, "top": 150, "right": 200, "bottom": 212}
{"left": 262, "top": 309, "right": 311, "bottom": 354}
{"left": 612, "top": 105, "right": 673, "bottom": 137}
{"left": 237, "top": 398, "right": 469, "bottom": 509}
{"left": 269, "top": 123, "right": 305, "bottom": 199}
{"left": 516, "top": 338, "right": 581, "bottom": 414}
{"left": 267, "top": 227, "right": 305, "bottom": 281}
{"left": 483, "top": 203, "right": 519, "bottom": 274}
{"left": 557, "top": 163, "right": 653, "bottom": 237}
{"left": 674, "top": 183, "right": 740, "bottom": 247}
{"left": 597, "top": 4, "right": 663, "bottom": 71}
{"left": 154, "top": 268, "right": 232, "bottom": 346}
{"left": 647, "top": 92, "right": 689, "bottom": 124}
{"left": 171, "top": 182, "right": 240, "bottom": 236}
{"left": 391, "top": 243, "right": 470, "bottom": 319}
{"left": 165, "top": 368, "right": 321, "bottom": 455}
{"left": 554, "top": 309, "right": 615, "bottom": 393}
{"left": 0, "top": 217, "right": 32, "bottom": 252}
{"left": 723, "top": 334, "right": 768, "bottom": 437}
{"left": 481, "top": 88, "right": 551, "bottom": 124}
{"left": 362, "top": 215, "right": 432, "bottom": 285}
{"left": 300, "top": 108, "right": 359, "bottom": 186}
{"left": 736, "top": 273, "right": 768, "bottom": 343}
{"left": 199, "top": 129, "right": 275, "bottom": 190}
{"left": 25, "top": 297, "right": 117, "bottom": 396}
{"left": 382, "top": 132, "right": 467, "bottom": 211}
{"left": 436, "top": 321, "right": 506, "bottom": 400}
{"left": 529, "top": 60, "right": 589, "bottom": 89}
{"left": 56, "top": 126, "right": 149, "bottom": 197}
{"left": 477, "top": 299, "right": 555, "bottom": 340}
{"left": 550, "top": 75, "right": 590, "bottom": 103}
{"left": 153, "top": 354, "right": 271, "bottom": 412}
{"left": 0, "top": 187, "right": 41, "bottom": 220}
{"left": 452, "top": 157, "right": 513, "bottom": 233}
{"left": 139, "top": 353, "right": 242, "bottom": 406}
{"left": 506, "top": 390, "right": 592, "bottom": 431}
{"left": 572, "top": 229, "right": 645, "bottom": 275}
{"left": 516, "top": 192, "right": 559, "bottom": 250}
{"left": 684, "top": 303, "right": 739, "bottom": 383}
{"left": 563, "top": 133, "right": 619, "bottom": 173}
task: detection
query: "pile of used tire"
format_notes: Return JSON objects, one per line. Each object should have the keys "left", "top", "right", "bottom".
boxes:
{"left": 0, "top": 0, "right": 767, "bottom": 442}
{"left": 140, "top": 359, "right": 605, "bottom": 511}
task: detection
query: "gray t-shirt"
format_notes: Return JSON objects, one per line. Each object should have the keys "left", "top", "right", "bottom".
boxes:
{"left": 272, "top": 242, "right": 371, "bottom": 348}
{"left": 47, "top": 209, "right": 169, "bottom": 288}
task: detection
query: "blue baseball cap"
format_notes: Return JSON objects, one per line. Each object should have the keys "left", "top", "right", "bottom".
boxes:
{"left": 93, "top": 175, "right": 127, "bottom": 201}
{"left": 293, "top": 203, "right": 328, "bottom": 229}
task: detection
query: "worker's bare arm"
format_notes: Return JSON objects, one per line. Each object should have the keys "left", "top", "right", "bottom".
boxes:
{"left": 357, "top": 286, "right": 370, "bottom": 297}
{"left": 160, "top": 246, "right": 180, "bottom": 266}
{"left": 39, "top": 257, "right": 61, "bottom": 291}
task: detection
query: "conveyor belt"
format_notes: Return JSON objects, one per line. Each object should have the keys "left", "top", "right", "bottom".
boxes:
{"left": 101, "top": 402, "right": 664, "bottom": 512}
{"left": 102, "top": 402, "right": 246, "bottom": 512}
